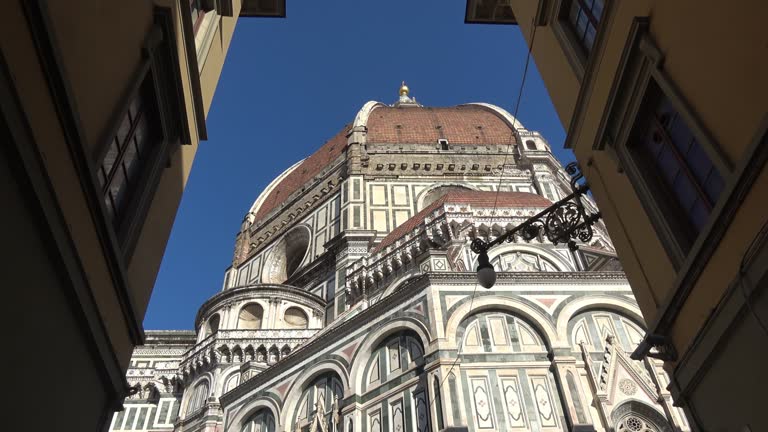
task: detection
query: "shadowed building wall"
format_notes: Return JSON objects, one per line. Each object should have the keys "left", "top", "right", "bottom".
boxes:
{"left": 465, "top": 1, "right": 768, "bottom": 430}
{"left": 1, "top": 0, "right": 284, "bottom": 430}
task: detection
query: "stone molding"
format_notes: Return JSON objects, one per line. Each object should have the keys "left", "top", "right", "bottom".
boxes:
{"left": 245, "top": 165, "right": 345, "bottom": 258}
{"left": 179, "top": 328, "right": 318, "bottom": 378}
{"left": 428, "top": 271, "right": 628, "bottom": 286}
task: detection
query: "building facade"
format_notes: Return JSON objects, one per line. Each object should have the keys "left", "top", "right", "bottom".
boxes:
{"left": 2, "top": 1, "right": 284, "bottom": 430}
{"left": 114, "top": 87, "right": 689, "bottom": 432}
{"left": 465, "top": 1, "right": 768, "bottom": 430}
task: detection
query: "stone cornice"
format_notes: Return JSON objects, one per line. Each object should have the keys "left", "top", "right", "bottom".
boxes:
{"left": 144, "top": 330, "right": 197, "bottom": 345}
{"left": 179, "top": 329, "right": 319, "bottom": 371}
{"left": 246, "top": 162, "right": 346, "bottom": 259}
{"left": 428, "top": 271, "right": 629, "bottom": 285}
{"left": 133, "top": 346, "right": 190, "bottom": 356}
{"left": 195, "top": 284, "right": 326, "bottom": 329}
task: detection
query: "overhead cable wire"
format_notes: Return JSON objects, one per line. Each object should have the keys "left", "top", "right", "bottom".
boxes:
{"left": 427, "top": 5, "right": 541, "bottom": 414}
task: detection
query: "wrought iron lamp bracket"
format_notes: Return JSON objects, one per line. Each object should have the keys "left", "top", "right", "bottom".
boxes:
{"left": 471, "top": 162, "right": 602, "bottom": 255}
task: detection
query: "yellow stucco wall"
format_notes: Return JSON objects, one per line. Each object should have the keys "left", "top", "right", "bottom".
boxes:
{"left": 512, "top": 0, "right": 767, "bottom": 346}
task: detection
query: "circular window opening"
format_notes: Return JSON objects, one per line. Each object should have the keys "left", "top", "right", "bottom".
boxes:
{"left": 262, "top": 226, "right": 311, "bottom": 284}
{"left": 284, "top": 307, "right": 309, "bottom": 329}
{"left": 617, "top": 415, "right": 657, "bottom": 432}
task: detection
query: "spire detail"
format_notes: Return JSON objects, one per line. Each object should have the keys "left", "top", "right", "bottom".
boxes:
{"left": 395, "top": 81, "right": 421, "bottom": 107}
{"left": 399, "top": 81, "right": 409, "bottom": 96}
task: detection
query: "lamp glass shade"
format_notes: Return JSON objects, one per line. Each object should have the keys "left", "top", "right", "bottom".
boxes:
{"left": 476, "top": 251, "right": 496, "bottom": 288}
{"left": 477, "top": 266, "right": 496, "bottom": 288}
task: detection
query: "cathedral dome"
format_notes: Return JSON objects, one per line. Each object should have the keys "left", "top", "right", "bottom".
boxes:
{"left": 248, "top": 99, "right": 524, "bottom": 226}
{"left": 249, "top": 124, "right": 349, "bottom": 222}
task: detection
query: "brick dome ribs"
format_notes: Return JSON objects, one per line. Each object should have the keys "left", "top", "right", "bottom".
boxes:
{"left": 253, "top": 125, "right": 350, "bottom": 222}
{"left": 366, "top": 105, "right": 516, "bottom": 145}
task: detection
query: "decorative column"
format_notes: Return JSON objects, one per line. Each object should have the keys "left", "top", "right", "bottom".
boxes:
{"left": 580, "top": 342, "right": 611, "bottom": 429}
{"left": 646, "top": 357, "right": 690, "bottom": 430}
{"left": 551, "top": 347, "right": 596, "bottom": 432}
{"left": 267, "top": 298, "right": 281, "bottom": 328}
{"left": 221, "top": 302, "right": 233, "bottom": 329}
{"left": 312, "top": 308, "right": 323, "bottom": 328}
{"left": 340, "top": 399, "right": 361, "bottom": 432}
{"left": 438, "top": 364, "right": 468, "bottom": 429}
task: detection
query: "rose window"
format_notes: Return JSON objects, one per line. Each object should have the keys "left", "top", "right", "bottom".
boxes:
{"left": 617, "top": 415, "right": 657, "bottom": 432}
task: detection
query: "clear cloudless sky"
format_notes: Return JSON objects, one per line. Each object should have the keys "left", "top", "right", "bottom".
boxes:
{"left": 144, "top": 0, "right": 574, "bottom": 330}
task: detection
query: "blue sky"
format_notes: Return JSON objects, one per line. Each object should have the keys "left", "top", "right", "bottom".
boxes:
{"left": 143, "top": 0, "right": 573, "bottom": 330}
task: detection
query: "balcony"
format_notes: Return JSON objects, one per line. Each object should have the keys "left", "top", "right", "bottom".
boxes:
{"left": 179, "top": 328, "right": 318, "bottom": 376}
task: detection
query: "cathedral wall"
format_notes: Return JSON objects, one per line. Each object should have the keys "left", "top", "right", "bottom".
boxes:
{"left": 208, "top": 271, "right": 688, "bottom": 432}
{"left": 108, "top": 331, "right": 193, "bottom": 431}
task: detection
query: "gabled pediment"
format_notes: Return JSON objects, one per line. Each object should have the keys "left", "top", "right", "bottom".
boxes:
{"left": 580, "top": 247, "right": 623, "bottom": 272}
{"left": 598, "top": 336, "right": 659, "bottom": 407}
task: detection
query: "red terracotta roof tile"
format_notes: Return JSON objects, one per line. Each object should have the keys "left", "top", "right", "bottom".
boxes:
{"left": 254, "top": 125, "right": 349, "bottom": 221}
{"left": 366, "top": 105, "right": 516, "bottom": 145}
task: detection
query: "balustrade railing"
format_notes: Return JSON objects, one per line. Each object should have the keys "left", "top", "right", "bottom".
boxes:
{"left": 180, "top": 328, "right": 318, "bottom": 363}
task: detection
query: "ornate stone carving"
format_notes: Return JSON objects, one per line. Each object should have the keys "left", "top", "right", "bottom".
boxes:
{"left": 619, "top": 378, "right": 638, "bottom": 396}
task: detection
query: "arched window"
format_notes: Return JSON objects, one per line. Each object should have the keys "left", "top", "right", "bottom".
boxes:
{"left": 568, "top": 310, "right": 646, "bottom": 352}
{"left": 186, "top": 380, "right": 210, "bottom": 414}
{"left": 232, "top": 346, "right": 244, "bottom": 363}
{"left": 458, "top": 311, "right": 547, "bottom": 353}
{"left": 205, "top": 314, "right": 220, "bottom": 337}
{"left": 268, "top": 346, "right": 280, "bottom": 364}
{"left": 365, "top": 331, "right": 425, "bottom": 389}
{"left": 294, "top": 372, "right": 344, "bottom": 431}
{"left": 256, "top": 346, "right": 267, "bottom": 363}
{"left": 362, "top": 331, "right": 430, "bottom": 432}
{"left": 224, "top": 373, "right": 240, "bottom": 393}
{"left": 284, "top": 307, "right": 309, "bottom": 329}
{"left": 241, "top": 408, "right": 276, "bottom": 432}
{"left": 456, "top": 312, "right": 559, "bottom": 430}
{"left": 238, "top": 303, "right": 264, "bottom": 329}
{"left": 525, "top": 139, "right": 537, "bottom": 150}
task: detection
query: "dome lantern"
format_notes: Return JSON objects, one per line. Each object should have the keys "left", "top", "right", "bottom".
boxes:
{"left": 399, "top": 81, "right": 409, "bottom": 96}
{"left": 396, "top": 81, "right": 420, "bottom": 106}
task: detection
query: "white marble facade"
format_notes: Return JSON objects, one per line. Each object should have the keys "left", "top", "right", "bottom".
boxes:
{"left": 111, "top": 90, "right": 690, "bottom": 432}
